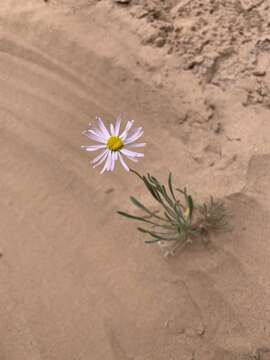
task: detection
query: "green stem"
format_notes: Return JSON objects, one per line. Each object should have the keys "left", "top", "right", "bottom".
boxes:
{"left": 129, "top": 168, "right": 142, "bottom": 179}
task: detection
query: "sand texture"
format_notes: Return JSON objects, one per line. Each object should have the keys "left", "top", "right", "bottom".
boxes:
{"left": 1, "top": 0, "right": 270, "bottom": 359}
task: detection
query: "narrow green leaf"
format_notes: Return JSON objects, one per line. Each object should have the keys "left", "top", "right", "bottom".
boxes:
{"left": 159, "top": 199, "right": 178, "bottom": 219}
{"left": 145, "top": 173, "right": 177, "bottom": 213}
{"left": 168, "top": 172, "right": 177, "bottom": 202}
{"left": 137, "top": 227, "right": 180, "bottom": 241}
{"left": 176, "top": 188, "right": 186, "bottom": 195}
{"left": 117, "top": 211, "right": 161, "bottom": 227}
{"left": 117, "top": 211, "right": 176, "bottom": 230}
{"left": 117, "top": 210, "right": 149, "bottom": 222}
{"left": 147, "top": 174, "right": 158, "bottom": 186}
{"left": 144, "top": 238, "right": 163, "bottom": 244}
{"left": 142, "top": 176, "right": 161, "bottom": 202}
{"left": 161, "top": 184, "right": 175, "bottom": 208}
{"left": 164, "top": 211, "right": 177, "bottom": 224}
{"left": 187, "top": 195, "right": 194, "bottom": 219}
{"left": 145, "top": 237, "right": 180, "bottom": 244}
{"left": 129, "top": 196, "right": 167, "bottom": 222}
{"left": 173, "top": 202, "right": 184, "bottom": 220}
{"left": 137, "top": 226, "right": 150, "bottom": 233}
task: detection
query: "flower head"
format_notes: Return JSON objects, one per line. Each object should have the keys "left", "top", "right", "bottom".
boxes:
{"left": 81, "top": 116, "right": 145, "bottom": 173}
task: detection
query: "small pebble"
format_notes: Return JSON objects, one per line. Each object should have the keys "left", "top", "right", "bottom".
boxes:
{"left": 212, "top": 121, "right": 222, "bottom": 134}
{"left": 114, "top": 0, "right": 130, "bottom": 3}
{"left": 105, "top": 188, "right": 114, "bottom": 194}
{"left": 253, "top": 70, "right": 266, "bottom": 77}
{"left": 154, "top": 37, "right": 166, "bottom": 47}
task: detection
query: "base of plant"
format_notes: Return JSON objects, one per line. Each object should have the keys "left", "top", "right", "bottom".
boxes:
{"left": 158, "top": 238, "right": 192, "bottom": 258}
{"left": 118, "top": 170, "right": 230, "bottom": 256}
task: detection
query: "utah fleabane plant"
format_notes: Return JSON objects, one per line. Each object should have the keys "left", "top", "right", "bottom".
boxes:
{"left": 82, "top": 116, "right": 228, "bottom": 257}
{"left": 81, "top": 116, "right": 145, "bottom": 173}
{"left": 118, "top": 171, "right": 228, "bottom": 257}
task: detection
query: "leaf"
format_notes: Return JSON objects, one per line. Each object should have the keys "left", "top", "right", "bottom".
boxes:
{"left": 159, "top": 200, "right": 178, "bottom": 220}
{"left": 117, "top": 210, "right": 149, "bottom": 222}
{"left": 176, "top": 188, "right": 186, "bottom": 196}
{"left": 147, "top": 174, "right": 159, "bottom": 186}
{"left": 164, "top": 211, "right": 176, "bottom": 224}
{"left": 117, "top": 211, "right": 176, "bottom": 230}
{"left": 144, "top": 173, "right": 179, "bottom": 215}
{"left": 168, "top": 172, "right": 177, "bottom": 202}
{"left": 117, "top": 211, "right": 160, "bottom": 226}
{"left": 173, "top": 202, "right": 184, "bottom": 220}
{"left": 137, "top": 227, "right": 180, "bottom": 241}
{"left": 142, "top": 176, "right": 161, "bottom": 202}
{"left": 144, "top": 238, "right": 163, "bottom": 244}
{"left": 187, "top": 195, "right": 194, "bottom": 219}
{"left": 144, "top": 237, "right": 180, "bottom": 244}
{"left": 129, "top": 196, "right": 167, "bottom": 222}
{"left": 161, "top": 185, "right": 175, "bottom": 208}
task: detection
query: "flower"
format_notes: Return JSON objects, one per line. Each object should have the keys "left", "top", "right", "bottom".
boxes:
{"left": 81, "top": 116, "right": 145, "bottom": 173}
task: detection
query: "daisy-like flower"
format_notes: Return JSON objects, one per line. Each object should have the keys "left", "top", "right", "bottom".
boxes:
{"left": 81, "top": 116, "right": 145, "bottom": 173}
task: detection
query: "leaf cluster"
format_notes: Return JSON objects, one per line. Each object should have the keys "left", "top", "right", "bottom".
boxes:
{"left": 118, "top": 170, "right": 196, "bottom": 244}
{"left": 197, "top": 196, "right": 228, "bottom": 232}
{"left": 117, "top": 170, "right": 228, "bottom": 247}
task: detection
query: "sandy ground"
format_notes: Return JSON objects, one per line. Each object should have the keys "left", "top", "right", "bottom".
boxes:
{"left": 1, "top": 0, "right": 270, "bottom": 359}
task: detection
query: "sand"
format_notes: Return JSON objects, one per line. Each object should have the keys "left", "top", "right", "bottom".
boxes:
{"left": 1, "top": 0, "right": 270, "bottom": 359}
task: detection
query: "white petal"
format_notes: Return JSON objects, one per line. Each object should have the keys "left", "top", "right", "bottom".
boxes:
{"left": 118, "top": 153, "right": 129, "bottom": 172}
{"left": 93, "top": 150, "right": 109, "bottom": 168}
{"left": 114, "top": 117, "right": 121, "bottom": 136}
{"left": 124, "top": 126, "right": 142, "bottom": 138}
{"left": 110, "top": 123, "right": 115, "bottom": 136}
{"left": 82, "top": 130, "right": 107, "bottom": 144}
{"left": 126, "top": 143, "right": 146, "bottom": 148}
{"left": 124, "top": 129, "right": 144, "bottom": 145}
{"left": 125, "top": 156, "right": 138, "bottom": 163}
{"left": 110, "top": 152, "right": 116, "bottom": 171}
{"left": 81, "top": 144, "right": 106, "bottom": 152}
{"left": 100, "top": 159, "right": 108, "bottom": 174}
{"left": 119, "top": 120, "right": 134, "bottom": 141}
{"left": 89, "top": 128, "right": 107, "bottom": 141}
{"left": 91, "top": 149, "right": 108, "bottom": 164}
{"left": 125, "top": 132, "right": 143, "bottom": 145}
{"left": 89, "top": 132, "right": 107, "bottom": 143}
{"left": 107, "top": 151, "right": 112, "bottom": 172}
{"left": 97, "top": 117, "right": 110, "bottom": 138}
{"left": 100, "top": 151, "right": 112, "bottom": 174}
{"left": 120, "top": 148, "right": 144, "bottom": 158}
{"left": 88, "top": 123, "right": 106, "bottom": 138}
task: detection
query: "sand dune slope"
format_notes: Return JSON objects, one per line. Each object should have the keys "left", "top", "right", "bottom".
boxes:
{"left": 1, "top": 1, "right": 270, "bottom": 360}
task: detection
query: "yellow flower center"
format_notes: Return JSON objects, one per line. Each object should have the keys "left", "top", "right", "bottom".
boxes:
{"left": 106, "top": 136, "right": 123, "bottom": 151}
